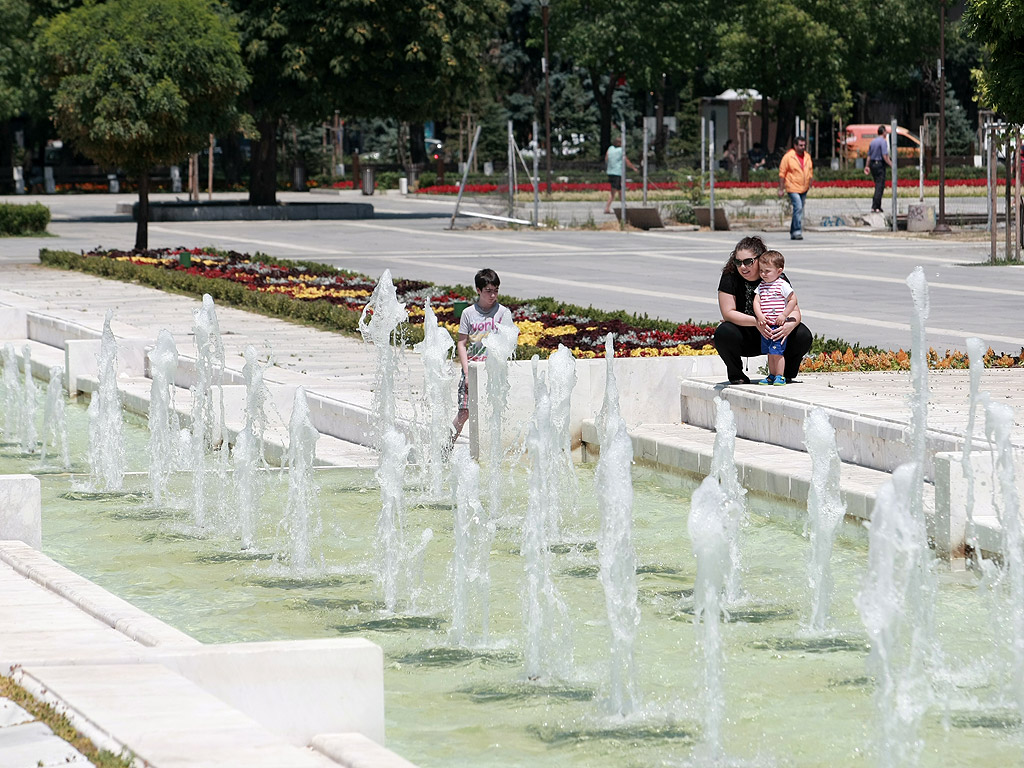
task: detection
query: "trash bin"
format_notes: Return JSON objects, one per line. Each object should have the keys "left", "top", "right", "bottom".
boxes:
{"left": 360, "top": 166, "right": 375, "bottom": 195}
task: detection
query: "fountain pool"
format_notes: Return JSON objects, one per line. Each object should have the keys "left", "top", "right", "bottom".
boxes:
{"left": 3, "top": 395, "right": 1023, "bottom": 768}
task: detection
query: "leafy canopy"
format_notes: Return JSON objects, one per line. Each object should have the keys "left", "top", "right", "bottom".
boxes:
{"left": 232, "top": 0, "right": 506, "bottom": 125}
{"left": 40, "top": 0, "right": 249, "bottom": 172}
{"left": 964, "top": 0, "right": 1024, "bottom": 123}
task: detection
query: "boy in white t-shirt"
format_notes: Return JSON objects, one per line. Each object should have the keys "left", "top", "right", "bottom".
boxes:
{"left": 753, "top": 250, "right": 798, "bottom": 386}
{"left": 451, "top": 268, "right": 515, "bottom": 441}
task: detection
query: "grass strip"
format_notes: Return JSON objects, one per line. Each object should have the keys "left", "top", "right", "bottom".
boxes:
{"left": 0, "top": 674, "right": 134, "bottom": 768}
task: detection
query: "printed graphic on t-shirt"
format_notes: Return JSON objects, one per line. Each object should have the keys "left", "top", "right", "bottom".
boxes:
{"left": 460, "top": 303, "right": 510, "bottom": 361}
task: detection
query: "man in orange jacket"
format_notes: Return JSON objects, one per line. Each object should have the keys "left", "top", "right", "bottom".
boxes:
{"left": 777, "top": 136, "right": 813, "bottom": 240}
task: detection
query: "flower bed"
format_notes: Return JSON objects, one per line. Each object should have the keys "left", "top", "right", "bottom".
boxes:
{"left": 71, "top": 248, "right": 718, "bottom": 358}
{"left": 801, "top": 346, "right": 1023, "bottom": 372}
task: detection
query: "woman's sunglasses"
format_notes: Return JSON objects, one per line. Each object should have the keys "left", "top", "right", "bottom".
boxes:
{"left": 734, "top": 257, "right": 758, "bottom": 267}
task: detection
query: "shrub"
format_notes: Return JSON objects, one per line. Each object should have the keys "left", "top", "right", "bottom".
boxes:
{"left": 416, "top": 171, "right": 438, "bottom": 189}
{"left": 376, "top": 171, "right": 402, "bottom": 190}
{"left": 0, "top": 203, "right": 50, "bottom": 235}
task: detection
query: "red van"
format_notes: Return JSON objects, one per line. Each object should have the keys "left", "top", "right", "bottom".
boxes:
{"left": 839, "top": 124, "right": 922, "bottom": 161}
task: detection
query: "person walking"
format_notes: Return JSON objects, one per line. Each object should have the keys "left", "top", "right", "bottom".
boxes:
{"left": 777, "top": 136, "right": 813, "bottom": 240}
{"left": 865, "top": 125, "right": 892, "bottom": 213}
{"left": 603, "top": 136, "right": 638, "bottom": 215}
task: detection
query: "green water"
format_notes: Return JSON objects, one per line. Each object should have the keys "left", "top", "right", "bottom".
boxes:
{"left": 2, "top": 399, "right": 1022, "bottom": 768}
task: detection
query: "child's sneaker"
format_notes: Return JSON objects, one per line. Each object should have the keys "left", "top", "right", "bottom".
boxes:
{"left": 757, "top": 376, "right": 776, "bottom": 385}
{"left": 773, "top": 376, "right": 786, "bottom": 386}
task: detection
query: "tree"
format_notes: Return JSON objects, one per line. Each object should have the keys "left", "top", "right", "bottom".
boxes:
{"left": 714, "top": 0, "right": 846, "bottom": 152}
{"left": 551, "top": 0, "right": 704, "bottom": 154}
{"left": 231, "top": 0, "right": 505, "bottom": 205}
{"left": 0, "top": 0, "right": 37, "bottom": 123}
{"left": 963, "top": 0, "right": 1024, "bottom": 123}
{"left": 39, "top": 0, "right": 249, "bottom": 249}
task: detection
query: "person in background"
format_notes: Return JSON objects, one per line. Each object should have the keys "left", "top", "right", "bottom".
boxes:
{"left": 721, "top": 139, "right": 738, "bottom": 177}
{"left": 603, "top": 136, "right": 638, "bottom": 215}
{"left": 777, "top": 136, "right": 814, "bottom": 240}
{"left": 748, "top": 142, "right": 767, "bottom": 170}
{"left": 865, "top": 125, "right": 892, "bottom": 213}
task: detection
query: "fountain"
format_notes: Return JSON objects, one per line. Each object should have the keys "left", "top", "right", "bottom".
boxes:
{"left": 803, "top": 407, "right": 846, "bottom": 633}
{"left": 20, "top": 345, "right": 37, "bottom": 454}
{"left": 234, "top": 345, "right": 271, "bottom": 549}
{"left": 856, "top": 463, "right": 931, "bottom": 768}
{"left": 376, "top": 426, "right": 411, "bottom": 612}
{"left": 546, "top": 344, "right": 578, "bottom": 539}
{"left": 522, "top": 370, "right": 572, "bottom": 683}
{"left": 449, "top": 444, "right": 492, "bottom": 646}
{"left": 148, "top": 330, "right": 181, "bottom": 506}
{"left": 482, "top": 321, "right": 519, "bottom": 518}
{"left": 5, "top": 266, "right": 1024, "bottom": 768}
{"left": 86, "top": 310, "right": 125, "bottom": 491}
{"left": 1, "top": 343, "right": 21, "bottom": 443}
{"left": 688, "top": 475, "right": 729, "bottom": 761}
{"left": 412, "top": 299, "right": 454, "bottom": 499}
{"left": 594, "top": 335, "right": 640, "bottom": 716}
{"left": 710, "top": 396, "right": 747, "bottom": 604}
{"left": 40, "top": 365, "right": 70, "bottom": 470}
{"left": 283, "top": 386, "right": 321, "bottom": 573}
{"left": 984, "top": 399, "right": 1024, "bottom": 716}
{"left": 190, "top": 294, "right": 228, "bottom": 528}
{"left": 961, "top": 337, "right": 987, "bottom": 560}
{"left": 358, "top": 268, "right": 408, "bottom": 441}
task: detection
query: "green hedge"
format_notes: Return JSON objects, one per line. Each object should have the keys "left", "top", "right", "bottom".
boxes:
{"left": 0, "top": 203, "right": 50, "bottom": 235}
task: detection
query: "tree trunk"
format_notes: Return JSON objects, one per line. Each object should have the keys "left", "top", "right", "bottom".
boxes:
{"left": 589, "top": 68, "right": 617, "bottom": 156}
{"left": 409, "top": 123, "right": 427, "bottom": 165}
{"left": 760, "top": 97, "right": 771, "bottom": 151}
{"left": 134, "top": 172, "right": 149, "bottom": 251}
{"left": 249, "top": 115, "right": 278, "bottom": 206}
{"left": 774, "top": 97, "right": 798, "bottom": 154}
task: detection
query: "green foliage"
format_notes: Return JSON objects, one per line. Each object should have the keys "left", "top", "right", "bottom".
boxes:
{"left": 39, "top": 0, "right": 250, "bottom": 174}
{"left": 964, "top": 0, "right": 1024, "bottom": 123}
{"left": 660, "top": 201, "right": 696, "bottom": 225}
{"left": 375, "top": 171, "right": 402, "bottom": 190}
{"left": 943, "top": 84, "right": 976, "bottom": 154}
{"left": 0, "top": 202, "right": 50, "bottom": 235}
{"left": 417, "top": 171, "right": 438, "bottom": 188}
{"left": 0, "top": 0, "right": 39, "bottom": 121}
{"left": 281, "top": 122, "right": 334, "bottom": 177}
{"left": 810, "top": 334, "right": 884, "bottom": 356}
{"left": 715, "top": 0, "right": 846, "bottom": 127}
{"left": 0, "top": 676, "right": 134, "bottom": 768}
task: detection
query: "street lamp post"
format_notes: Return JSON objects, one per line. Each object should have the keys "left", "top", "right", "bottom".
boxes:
{"left": 540, "top": 0, "right": 552, "bottom": 194}
{"left": 936, "top": 0, "right": 950, "bottom": 232}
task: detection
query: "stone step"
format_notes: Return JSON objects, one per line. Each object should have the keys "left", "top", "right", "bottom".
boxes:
{"left": 679, "top": 376, "right": 993, "bottom": 482}
{"left": 581, "top": 419, "right": 935, "bottom": 526}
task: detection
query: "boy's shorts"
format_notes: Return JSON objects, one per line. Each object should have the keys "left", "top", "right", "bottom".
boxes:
{"left": 760, "top": 327, "right": 787, "bottom": 356}
{"left": 457, "top": 372, "right": 469, "bottom": 412}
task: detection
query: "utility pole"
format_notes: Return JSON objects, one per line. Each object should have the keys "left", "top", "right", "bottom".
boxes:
{"left": 936, "top": 0, "right": 950, "bottom": 232}
{"left": 541, "top": 0, "right": 552, "bottom": 194}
